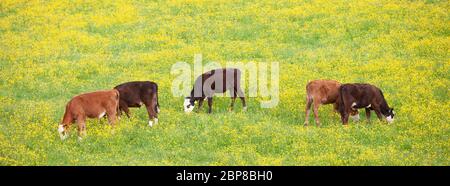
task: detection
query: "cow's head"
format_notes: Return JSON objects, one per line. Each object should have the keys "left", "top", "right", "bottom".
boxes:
{"left": 349, "top": 110, "right": 360, "bottom": 121}
{"left": 58, "top": 124, "right": 68, "bottom": 140}
{"left": 184, "top": 97, "right": 195, "bottom": 113}
{"left": 385, "top": 108, "right": 395, "bottom": 123}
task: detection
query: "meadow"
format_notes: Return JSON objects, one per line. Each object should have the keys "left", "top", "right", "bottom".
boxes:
{"left": 0, "top": 0, "right": 448, "bottom": 165}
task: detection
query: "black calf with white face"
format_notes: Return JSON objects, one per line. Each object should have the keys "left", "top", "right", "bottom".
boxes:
{"left": 384, "top": 108, "right": 395, "bottom": 123}
{"left": 184, "top": 97, "right": 196, "bottom": 113}
{"left": 183, "top": 68, "right": 246, "bottom": 113}
{"left": 338, "top": 83, "right": 395, "bottom": 125}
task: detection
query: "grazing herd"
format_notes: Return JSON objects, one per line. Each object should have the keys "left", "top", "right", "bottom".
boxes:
{"left": 58, "top": 68, "right": 395, "bottom": 140}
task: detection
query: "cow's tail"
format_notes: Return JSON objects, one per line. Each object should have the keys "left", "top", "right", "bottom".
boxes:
{"left": 305, "top": 82, "right": 313, "bottom": 103}
{"left": 153, "top": 83, "right": 160, "bottom": 113}
{"left": 338, "top": 86, "right": 346, "bottom": 115}
{"left": 114, "top": 89, "right": 120, "bottom": 118}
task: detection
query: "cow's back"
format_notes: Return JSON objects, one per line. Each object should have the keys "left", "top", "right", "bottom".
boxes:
{"left": 306, "top": 80, "right": 341, "bottom": 104}
{"left": 68, "top": 90, "right": 119, "bottom": 118}
{"left": 115, "top": 81, "right": 156, "bottom": 101}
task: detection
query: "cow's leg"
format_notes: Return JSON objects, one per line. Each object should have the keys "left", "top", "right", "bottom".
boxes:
{"left": 197, "top": 97, "right": 205, "bottom": 112}
{"left": 106, "top": 107, "right": 118, "bottom": 127}
{"left": 207, "top": 97, "right": 213, "bottom": 113}
{"left": 76, "top": 116, "right": 86, "bottom": 141}
{"left": 142, "top": 93, "right": 158, "bottom": 127}
{"left": 229, "top": 90, "right": 237, "bottom": 112}
{"left": 304, "top": 96, "right": 313, "bottom": 126}
{"left": 236, "top": 88, "right": 246, "bottom": 111}
{"left": 374, "top": 109, "right": 384, "bottom": 121}
{"left": 312, "top": 99, "right": 322, "bottom": 126}
{"left": 338, "top": 104, "right": 350, "bottom": 125}
{"left": 119, "top": 100, "right": 130, "bottom": 118}
{"left": 145, "top": 104, "right": 157, "bottom": 127}
{"left": 341, "top": 111, "right": 350, "bottom": 125}
{"left": 365, "top": 108, "right": 371, "bottom": 122}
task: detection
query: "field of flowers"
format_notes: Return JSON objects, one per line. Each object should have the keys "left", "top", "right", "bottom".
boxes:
{"left": 0, "top": 0, "right": 448, "bottom": 165}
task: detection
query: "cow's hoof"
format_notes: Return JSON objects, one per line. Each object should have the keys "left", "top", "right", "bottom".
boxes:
{"left": 148, "top": 120, "right": 153, "bottom": 127}
{"left": 243, "top": 107, "right": 247, "bottom": 111}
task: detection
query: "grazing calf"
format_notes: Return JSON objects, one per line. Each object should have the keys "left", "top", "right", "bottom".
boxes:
{"left": 58, "top": 89, "right": 120, "bottom": 140}
{"left": 114, "top": 81, "right": 160, "bottom": 127}
{"left": 338, "top": 83, "right": 395, "bottom": 125}
{"left": 184, "top": 68, "right": 246, "bottom": 113}
{"left": 304, "top": 80, "right": 359, "bottom": 126}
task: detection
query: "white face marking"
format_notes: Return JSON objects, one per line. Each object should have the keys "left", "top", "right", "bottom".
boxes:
{"left": 58, "top": 125, "right": 67, "bottom": 140}
{"left": 98, "top": 111, "right": 106, "bottom": 119}
{"left": 58, "top": 124, "right": 64, "bottom": 133}
{"left": 148, "top": 120, "right": 153, "bottom": 127}
{"left": 366, "top": 104, "right": 371, "bottom": 108}
{"left": 386, "top": 115, "right": 394, "bottom": 123}
{"left": 350, "top": 114, "right": 360, "bottom": 121}
{"left": 184, "top": 98, "right": 194, "bottom": 113}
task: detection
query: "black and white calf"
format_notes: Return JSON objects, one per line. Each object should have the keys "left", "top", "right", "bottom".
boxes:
{"left": 338, "top": 83, "right": 395, "bottom": 125}
{"left": 114, "top": 81, "right": 160, "bottom": 127}
{"left": 184, "top": 68, "right": 246, "bottom": 113}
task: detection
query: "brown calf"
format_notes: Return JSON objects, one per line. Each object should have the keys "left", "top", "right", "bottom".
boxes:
{"left": 304, "top": 80, "right": 359, "bottom": 126}
{"left": 338, "top": 83, "right": 395, "bottom": 125}
{"left": 58, "top": 89, "right": 120, "bottom": 140}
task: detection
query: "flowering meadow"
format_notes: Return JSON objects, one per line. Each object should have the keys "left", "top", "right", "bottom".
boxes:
{"left": 0, "top": 0, "right": 448, "bottom": 165}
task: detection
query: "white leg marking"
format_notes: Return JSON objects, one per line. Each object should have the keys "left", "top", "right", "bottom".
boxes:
{"left": 366, "top": 104, "right": 371, "bottom": 108}
{"left": 98, "top": 111, "right": 106, "bottom": 119}
{"left": 148, "top": 120, "right": 153, "bottom": 127}
{"left": 243, "top": 106, "right": 247, "bottom": 111}
{"left": 154, "top": 118, "right": 158, "bottom": 124}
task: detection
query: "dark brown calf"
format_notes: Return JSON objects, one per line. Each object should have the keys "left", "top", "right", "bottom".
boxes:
{"left": 338, "top": 83, "right": 395, "bottom": 125}
{"left": 184, "top": 68, "right": 246, "bottom": 113}
{"left": 114, "top": 81, "right": 159, "bottom": 127}
{"left": 304, "top": 80, "right": 359, "bottom": 126}
{"left": 58, "top": 89, "right": 120, "bottom": 140}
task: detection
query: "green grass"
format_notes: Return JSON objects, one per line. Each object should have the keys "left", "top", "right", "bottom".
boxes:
{"left": 0, "top": 0, "right": 448, "bottom": 165}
